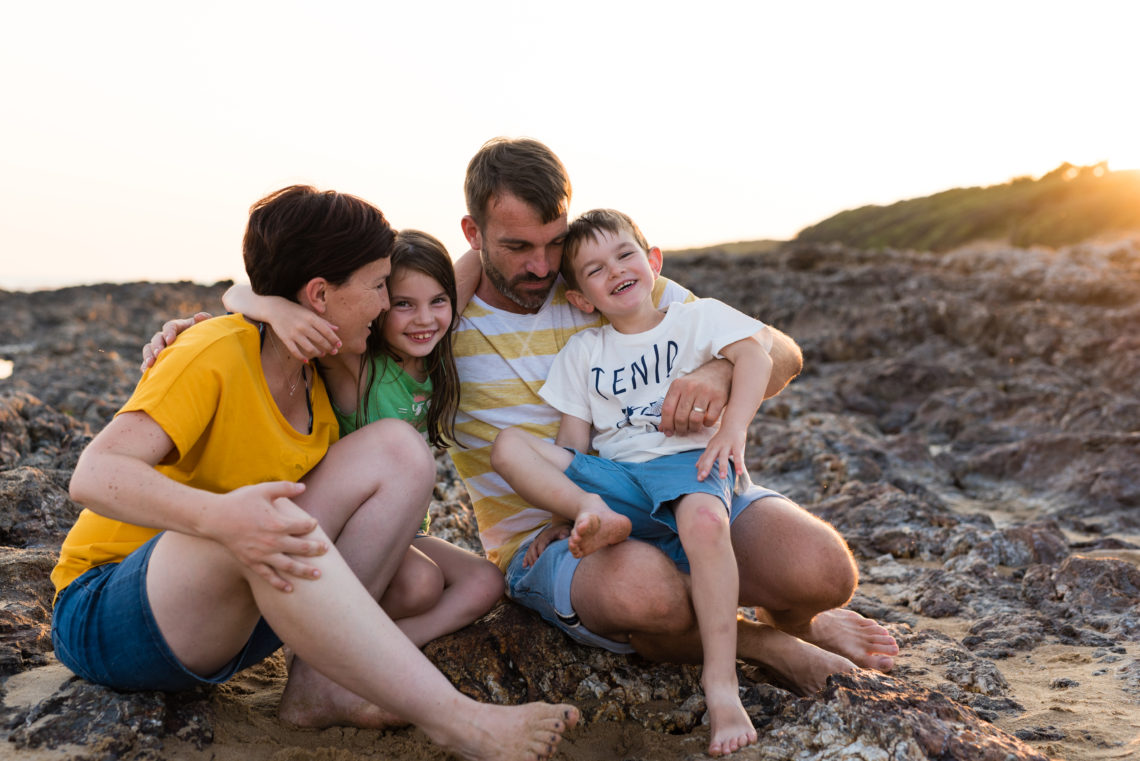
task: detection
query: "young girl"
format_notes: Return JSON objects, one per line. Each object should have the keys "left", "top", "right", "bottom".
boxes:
{"left": 224, "top": 230, "right": 504, "bottom": 648}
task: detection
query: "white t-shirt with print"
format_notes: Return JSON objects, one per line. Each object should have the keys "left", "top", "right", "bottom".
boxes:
{"left": 539, "top": 298, "right": 770, "bottom": 463}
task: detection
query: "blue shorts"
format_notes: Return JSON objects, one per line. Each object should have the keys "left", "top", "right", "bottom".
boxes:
{"left": 565, "top": 449, "right": 735, "bottom": 573}
{"left": 504, "top": 461, "right": 785, "bottom": 654}
{"left": 51, "top": 532, "right": 282, "bottom": 692}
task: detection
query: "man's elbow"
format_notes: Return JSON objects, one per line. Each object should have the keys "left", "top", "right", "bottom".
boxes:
{"left": 765, "top": 336, "right": 803, "bottom": 398}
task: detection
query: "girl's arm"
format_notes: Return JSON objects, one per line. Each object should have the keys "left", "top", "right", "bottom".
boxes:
{"left": 223, "top": 284, "right": 341, "bottom": 362}
{"left": 69, "top": 411, "right": 328, "bottom": 591}
{"left": 453, "top": 248, "right": 483, "bottom": 316}
{"left": 696, "top": 335, "right": 772, "bottom": 481}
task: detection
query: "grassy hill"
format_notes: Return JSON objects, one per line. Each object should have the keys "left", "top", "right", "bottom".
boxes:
{"left": 664, "top": 239, "right": 784, "bottom": 258}
{"left": 795, "top": 162, "right": 1140, "bottom": 252}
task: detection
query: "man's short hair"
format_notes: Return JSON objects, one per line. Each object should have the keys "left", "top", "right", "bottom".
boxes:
{"left": 560, "top": 209, "right": 650, "bottom": 291}
{"left": 464, "top": 137, "right": 571, "bottom": 229}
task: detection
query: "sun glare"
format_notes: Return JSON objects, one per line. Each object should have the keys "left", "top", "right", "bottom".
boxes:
{"left": 1110, "top": 153, "right": 1140, "bottom": 172}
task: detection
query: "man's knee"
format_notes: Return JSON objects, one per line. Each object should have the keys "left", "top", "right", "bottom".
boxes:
{"left": 734, "top": 496, "right": 857, "bottom": 608}
{"left": 574, "top": 544, "right": 694, "bottom": 637}
{"left": 630, "top": 579, "right": 694, "bottom": 635}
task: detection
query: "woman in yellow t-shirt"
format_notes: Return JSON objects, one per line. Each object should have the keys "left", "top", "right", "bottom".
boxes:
{"left": 50, "top": 185, "right": 577, "bottom": 761}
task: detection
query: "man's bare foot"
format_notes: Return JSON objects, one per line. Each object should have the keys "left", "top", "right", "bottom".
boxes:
{"left": 568, "top": 497, "right": 631, "bottom": 558}
{"left": 801, "top": 608, "right": 898, "bottom": 672}
{"left": 279, "top": 660, "right": 408, "bottom": 729}
{"left": 428, "top": 703, "right": 580, "bottom": 761}
{"left": 739, "top": 621, "right": 858, "bottom": 695}
{"left": 704, "top": 681, "right": 757, "bottom": 757}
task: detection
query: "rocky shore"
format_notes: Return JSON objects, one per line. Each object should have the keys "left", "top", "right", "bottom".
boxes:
{"left": 2, "top": 238, "right": 1139, "bottom": 760}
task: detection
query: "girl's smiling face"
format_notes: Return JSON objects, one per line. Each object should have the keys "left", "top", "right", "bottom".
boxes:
{"left": 381, "top": 268, "right": 453, "bottom": 366}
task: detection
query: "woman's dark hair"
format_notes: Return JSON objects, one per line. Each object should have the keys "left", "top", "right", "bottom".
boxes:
{"left": 357, "top": 230, "right": 462, "bottom": 449}
{"left": 243, "top": 185, "right": 396, "bottom": 298}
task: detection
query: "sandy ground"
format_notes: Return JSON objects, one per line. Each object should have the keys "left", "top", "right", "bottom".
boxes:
{"left": 5, "top": 575, "right": 1140, "bottom": 761}
{"left": 5, "top": 504, "right": 1138, "bottom": 760}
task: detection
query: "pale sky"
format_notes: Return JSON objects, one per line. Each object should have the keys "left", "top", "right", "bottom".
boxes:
{"left": 2, "top": 1, "right": 1137, "bottom": 290}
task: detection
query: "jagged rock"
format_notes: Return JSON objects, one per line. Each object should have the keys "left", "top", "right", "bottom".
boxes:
{"left": 4, "top": 240, "right": 1140, "bottom": 760}
{"left": 426, "top": 602, "right": 706, "bottom": 729}
{"left": 0, "top": 467, "right": 82, "bottom": 549}
{"left": 0, "top": 548, "right": 57, "bottom": 675}
{"left": 4, "top": 672, "right": 213, "bottom": 759}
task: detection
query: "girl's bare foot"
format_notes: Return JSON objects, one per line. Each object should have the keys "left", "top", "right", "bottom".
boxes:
{"left": 704, "top": 681, "right": 757, "bottom": 757}
{"left": 568, "top": 496, "right": 631, "bottom": 558}
{"left": 802, "top": 608, "right": 898, "bottom": 672}
{"left": 430, "top": 703, "right": 580, "bottom": 761}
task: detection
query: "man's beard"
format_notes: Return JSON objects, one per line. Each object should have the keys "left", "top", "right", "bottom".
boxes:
{"left": 481, "top": 252, "right": 555, "bottom": 311}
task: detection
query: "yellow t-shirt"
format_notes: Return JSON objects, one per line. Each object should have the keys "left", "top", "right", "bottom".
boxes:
{"left": 51, "top": 314, "right": 339, "bottom": 593}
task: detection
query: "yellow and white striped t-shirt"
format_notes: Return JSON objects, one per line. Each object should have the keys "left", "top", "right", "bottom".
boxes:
{"left": 451, "top": 276, "right": 692, "bottom": 570}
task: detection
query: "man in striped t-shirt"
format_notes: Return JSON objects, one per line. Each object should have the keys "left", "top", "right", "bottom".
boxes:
{"left": 450, "top": 138, "right": 898, "bottom": 691}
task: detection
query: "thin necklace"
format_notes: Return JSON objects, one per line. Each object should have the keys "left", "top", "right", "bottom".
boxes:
{"left": 267, "top": 331, "right": 306, "bottom": 396}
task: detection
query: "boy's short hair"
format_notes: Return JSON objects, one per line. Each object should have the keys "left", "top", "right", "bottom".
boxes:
{"left": 243, "top": 185, "right": 395, "bottom": 299}
{"left": 560, "top": 209, "right": 651, "bottom": 291}
{"left": 464, "top": 137, "right": 572, "bottom": 229}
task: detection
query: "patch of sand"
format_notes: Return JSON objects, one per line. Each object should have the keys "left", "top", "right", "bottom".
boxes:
{"left": 862, "top": 579, "right": 1140, "bottom": 761}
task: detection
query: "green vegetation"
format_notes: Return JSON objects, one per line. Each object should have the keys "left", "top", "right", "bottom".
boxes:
{"left": 665, "top": 239, "right": 784, "bottom": 257}
{"left": 795, "top": 163, "right": 1140, "bottom": 251}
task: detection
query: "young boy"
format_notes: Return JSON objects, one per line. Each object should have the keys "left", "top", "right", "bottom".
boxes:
{"left": 490, "top": 209, "right": 772, "bottom": 757}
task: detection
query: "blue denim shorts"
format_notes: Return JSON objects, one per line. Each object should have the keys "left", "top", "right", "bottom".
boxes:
{"left": 506, "top": 536, "right": 637, "bottom": 653}
{"left": 52, "top": 532, "right": 282, "bottom": 692}
{"left": 504, "top": 458, "right": 785, "bottom": 654}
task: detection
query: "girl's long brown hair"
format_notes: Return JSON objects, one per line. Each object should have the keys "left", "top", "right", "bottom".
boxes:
{"left": 357, "top": 230, "right": 461, "bottom": 448}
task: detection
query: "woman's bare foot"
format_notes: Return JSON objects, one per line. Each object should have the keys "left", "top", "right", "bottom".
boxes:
{"left": 428, "top": 703, "right": 580, "bottom": 761}
{"left": 704, "top": 680, "right": 757, "bottom": 757}
{"left": 802, "top": 608, "right": 898, "bottom": 672}
{"left": 279, "top": 658, "right": 408, "bottom": 729}
{"left": 568, "top": 496, "right": 631, "bottom": 558}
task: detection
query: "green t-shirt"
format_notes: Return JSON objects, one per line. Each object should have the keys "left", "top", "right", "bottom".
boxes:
{"left": 333, "top": 353, "right": 433, "bottom": 532}
{"left": 333, "top": 353, "right": 432, "bottom": 434}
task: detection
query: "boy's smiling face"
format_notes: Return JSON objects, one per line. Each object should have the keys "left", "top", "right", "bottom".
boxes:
{"left": 565, "top": 229, "right": 663, "bottom": 323}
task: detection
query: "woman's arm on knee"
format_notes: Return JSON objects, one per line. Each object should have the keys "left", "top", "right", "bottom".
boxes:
{"left": 71, "top": 412, "right": 326, "bottom": 591}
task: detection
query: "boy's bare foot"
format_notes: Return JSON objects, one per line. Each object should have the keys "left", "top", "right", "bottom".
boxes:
{"left": 801, "top": 608, "right": 898, "bottom": 672}
{"left": 568, "top": 497, "right": 631, "bottom": 558}
{"left": 704, "top": 681, "right": 757, "bottom": 757}
{"left": 429, "top": 703, "right": 580, "bottom": 761}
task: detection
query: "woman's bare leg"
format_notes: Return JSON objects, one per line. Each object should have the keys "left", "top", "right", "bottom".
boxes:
{"left": 147, "top": 527, "right": 578, "bottom": 761}
{"left": 277, "top": 418, "right": 438, "bottom": 727}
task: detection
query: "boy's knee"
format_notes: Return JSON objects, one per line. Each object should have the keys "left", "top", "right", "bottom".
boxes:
{"left": 490, "top": 426, "right": 526, "bottom": 469}
{"left": 679, "top": 500, "right": 731, "bottom": 553}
